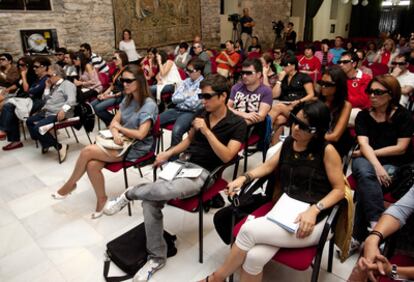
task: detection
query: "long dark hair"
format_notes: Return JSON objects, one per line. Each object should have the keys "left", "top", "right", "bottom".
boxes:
{"left": 319, "top": 65, "right": 348, "bottom": 127}
{"left": 74, "top": 52, "right": 89, "bottom": 73}
{"left": 147, "top": 47, "right": 158, "bottom": 65}
{"left": 123, "top": 64, "right": 152, "bottom": 110}
{"left": 17, "top": 56, "right": 36, "bottom": 86}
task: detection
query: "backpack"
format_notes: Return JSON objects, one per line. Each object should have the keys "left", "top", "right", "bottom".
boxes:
{"left": 73, "top": 102, "right": 95, "bottom": 132}
{"left": 103, "top": 223, "right": 177, "bottom": 282}
{"left": 388, "top": 162, "right": 414, "bottom": 200}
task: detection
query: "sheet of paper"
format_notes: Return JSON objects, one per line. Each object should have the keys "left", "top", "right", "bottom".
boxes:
{"left": 158, "top": 162, "right": 182, "bottom": 181}
{"left": 99, "top": 129, "right": 113, "bottom": 139}
{"left": 176, "top": 168, "right": 203, "bottom": 178}
{"left": 266, "top": 193, "right": 310, "bottom": 233}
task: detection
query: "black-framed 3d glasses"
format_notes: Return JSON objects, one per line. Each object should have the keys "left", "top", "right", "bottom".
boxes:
{"left": 317, "top": 80, "right": 336, "bottom": 88}
{"left": 289, "top": 113, "right": 317, "bottom": 134}
{"left": 365, "top": 88, "right": 391, "bottom": 96}
{"left": 198, "top": 92, "right": 219, "bottom": 100}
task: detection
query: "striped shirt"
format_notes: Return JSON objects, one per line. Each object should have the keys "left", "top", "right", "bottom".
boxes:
{"left": 90, "top": 52, "right": 109, "bottom": 74}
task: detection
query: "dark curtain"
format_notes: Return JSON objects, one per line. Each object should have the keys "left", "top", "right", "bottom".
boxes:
{"left": 349, "top": 0, "right": 382, "bottom": 38}
{"left": 303, "top": 0, "right": 324, "bottom": 42}
{"left": 395, "top": 6, "right": 414, "bottom": 37}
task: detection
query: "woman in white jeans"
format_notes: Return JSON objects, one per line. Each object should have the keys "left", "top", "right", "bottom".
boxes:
{"left": 201, "top": 100, "right": 345, "bottom": 282}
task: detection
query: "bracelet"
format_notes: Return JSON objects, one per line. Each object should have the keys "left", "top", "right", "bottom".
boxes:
{"left": 368, "top": 230, "right": 384, "bottom": 243}
{"left": 242, "top": 172, "right": 252, "bottom": 184}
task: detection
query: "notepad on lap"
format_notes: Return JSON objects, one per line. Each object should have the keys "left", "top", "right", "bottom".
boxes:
{"left": 266, "top": 193, "right": 310, "bottom": 233}
{"left": 158, "top": 162, "right": 183, "bottom": 181}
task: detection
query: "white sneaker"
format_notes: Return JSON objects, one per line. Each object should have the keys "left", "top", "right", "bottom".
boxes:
{"left": 103, "top": 193, "right": 130, "bottom": 215}
{"left": 133, "top": 259, "right": 165, "bottom": 282}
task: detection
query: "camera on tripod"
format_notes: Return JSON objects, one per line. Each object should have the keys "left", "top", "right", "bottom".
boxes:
{"left": 272, "top": 20, "right": 285, "bottom": 38}
{"left": 228, "top": 13, "right": 240, "bottom": 23}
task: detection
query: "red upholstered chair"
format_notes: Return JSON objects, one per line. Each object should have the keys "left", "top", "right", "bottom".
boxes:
{"left": 51, "top": 117, "right": 92, "bottom": 163}
{"left": 168, "top": 157, "right": 240, "bottom": 263}
{"left": 104, "top": 116, "right": 161, "bottom": 216}
{"left": 369, "top": 63, "right": 389, "bottom": 77}
{"left": 232, "top": 201, "right": 341, "bottom": 282}
{"left": 178, "top": 68, "right": 187, "bottom": 80}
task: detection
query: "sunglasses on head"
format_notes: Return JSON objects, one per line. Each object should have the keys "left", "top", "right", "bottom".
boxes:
{"left": 365, "top": 88, "right": 391, "bottom": 96}
{"left": 186, "top": 67, "right": 198, "bottom": 73}
{"left": 120, "top": 78, "right": 136, "bottom": 84}
{"left": 337, "top": 59, "right": 353, "bottom": 65}
{"left": 391, "top": 61, "right": 406, "bottom": 66}
{"left": 198, "top": 92, "right": 219, "bottom": 100}
{"left": 289, "top": 113, "right": 317, "bottom": 134}
{"left": 240, "top": 70, "right": 256, "bottom": 76}
{"left": 317, "top": 80, "right": 336, "bottom": 88}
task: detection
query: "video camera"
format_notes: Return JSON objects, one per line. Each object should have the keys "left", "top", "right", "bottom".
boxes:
{"left": 272, "top": 20, "right": 285, "bottom": 38}
{"left": 228, "top": 13, "right": 240, "bottom": 23}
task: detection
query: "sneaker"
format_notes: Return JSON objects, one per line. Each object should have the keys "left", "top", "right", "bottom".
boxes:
{"left": 133, "top": 259, "right": 165, "bottom": 282}
{"left": 104, "top": 192, "right": 130, "bottom": 215}
{"left": 337, "top": 237, "right": 361, "bottom": 258}
{"left": 58, "top": 144, "right": 69, "bottom": 162}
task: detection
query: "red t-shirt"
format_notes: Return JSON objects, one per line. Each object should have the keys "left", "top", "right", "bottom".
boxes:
{"left": 216, "top": 51, "right": 241, "bottom": 73}
{"left": 347, "top": 69, "right": 372, "bottom": 109}
{"left": 297, "top": 55, "right": 321, "bottom": 81}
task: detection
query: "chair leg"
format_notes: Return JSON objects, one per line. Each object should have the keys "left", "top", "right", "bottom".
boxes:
{"left": 54, "top": 125, "right": 62, "bottom": 164}
{"left": 123, "top": 167, "right": 132, "bottom": 216}
{"left": 232, "top": 159, "right": 239, "bottom": 180}
{"left": 311, "top": 252, "right": 322, "bottom": 282}
{"left": 71, "top": 127, "right": 79, "bottom": 143}
{"left": 153, "top": 167, "right": 157, "bottom": 182}
{"left": 199, "top": 192, "right": 203, "bottom": 263}
{"left": 327, "top": 238, "right": 335, "bottom": 273}
{"left": 64, "top": 127, "right": 70, "bottom": 138}
{"left": 137, "top": 166, "right": 143, "bottom": 178}
{"left": 243, "top": 147, "right": 248, "bottom": 173}
{"left": 84, "top": 129, "right": 92, "bottom": 144}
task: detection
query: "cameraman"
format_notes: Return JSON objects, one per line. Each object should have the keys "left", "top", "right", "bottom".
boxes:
{"left": 240, "top": 8, "right": 255, "bottom": 50}
{"left": 284, "top": 22, "right": 297, "bottom": 51}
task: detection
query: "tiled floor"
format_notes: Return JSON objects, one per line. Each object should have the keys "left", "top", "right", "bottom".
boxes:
{"left": 0, "top": 126, "right": 358, "bottom": 282}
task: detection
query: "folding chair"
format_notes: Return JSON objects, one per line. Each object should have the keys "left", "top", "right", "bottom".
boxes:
{"left": 168, "top": 156, "right": 241, "bottom": 263}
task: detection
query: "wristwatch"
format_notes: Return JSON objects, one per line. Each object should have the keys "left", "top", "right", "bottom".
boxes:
{"left": 390, "top": 264, "right": 399, "bottom": 280}
{"left": 315, "top": 201, "right": 325, "bottom": 211}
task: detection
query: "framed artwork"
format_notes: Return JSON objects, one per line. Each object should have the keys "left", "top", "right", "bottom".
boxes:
{"left": 112, "top": 0, "right": 201, "bottom": 49}
{"left": 20, "top": 29, "right": 59, "bottom": 55}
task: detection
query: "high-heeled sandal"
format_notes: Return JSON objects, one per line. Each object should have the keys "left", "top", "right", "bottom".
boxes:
{"left": 51, "top": 184, "right": 77, "bottom": 200}
{"left": 91, "top": 200, "right": 110, "bottom": 219}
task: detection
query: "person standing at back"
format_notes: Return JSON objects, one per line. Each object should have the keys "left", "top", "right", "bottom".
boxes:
{"left": 240, "top": 8, "right": 255, "bottom": 51}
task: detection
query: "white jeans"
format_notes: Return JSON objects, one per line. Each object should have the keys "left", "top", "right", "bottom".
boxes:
{"left": 235, "top": 216, "right": 327, "bottom": 275}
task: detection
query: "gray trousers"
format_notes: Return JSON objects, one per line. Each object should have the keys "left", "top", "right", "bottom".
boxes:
{"left": 126, "top": 165, "right": 209, "bottom": 263}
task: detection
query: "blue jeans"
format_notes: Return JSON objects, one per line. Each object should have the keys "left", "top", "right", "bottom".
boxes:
{"left": 160, "top": 108, "right": 196, "bottom": 147}
{"left": 150, "top": 84, "right": 175, "bottom": 102}
{"left": 91, "top": 96, "right": 122, "bottom": 126}
{"left": 352, "top": 157, "right": 397, "bottom": 241}
{"left": 0, "top": 103, "right": 20, "bottom": 142}
{"left": 26, "top": 112, "right": 59, "bottom": 149}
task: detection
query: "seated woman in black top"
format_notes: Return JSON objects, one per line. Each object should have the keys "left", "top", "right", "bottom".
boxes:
{"left": 351, "top": 74, "right": 414, "bottom": 249}
{"left": 318, "top": 66, "right": 352, "bottom": 158}
{"left": 204, "top": 100, "right": 344, "bottom": 282}
{"left": 270, "top": 54, "right": 314, "bottom": 144}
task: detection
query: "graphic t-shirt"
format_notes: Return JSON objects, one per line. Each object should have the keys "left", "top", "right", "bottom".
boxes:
{"left": 229, "top": 82, "right": 272, "bottom": 113}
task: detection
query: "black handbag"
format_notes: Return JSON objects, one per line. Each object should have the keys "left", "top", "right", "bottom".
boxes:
{"left": 388, "top": 162, "right": 414, "bottom": 200}
{"left": 103, "top": 223, "right": 177, "bottom": 282}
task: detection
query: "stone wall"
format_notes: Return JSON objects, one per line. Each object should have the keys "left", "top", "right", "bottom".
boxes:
{"left": 0, "top": 0, "right": 115, "bottom": 59}
{"left": 0, "top": 0, "right": 291, "bottom": 59}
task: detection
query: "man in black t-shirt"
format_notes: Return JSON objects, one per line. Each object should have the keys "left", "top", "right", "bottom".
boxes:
{"left": 240, "top": 8, "right": 255, "bottom": 50}
{"left": 104, "top": 74, "right": 246, "bottom": 281}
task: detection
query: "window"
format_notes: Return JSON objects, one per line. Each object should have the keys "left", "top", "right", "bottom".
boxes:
{"left": 0, "top": 0, "right": 51, "bottom": 10}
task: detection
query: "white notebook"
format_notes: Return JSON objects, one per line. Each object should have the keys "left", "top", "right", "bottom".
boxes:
{"left": 266, "top": 193, "right": 310, "bottom": 233}
{"left": 158, "top": 162, "right": 203, "bottom": 181}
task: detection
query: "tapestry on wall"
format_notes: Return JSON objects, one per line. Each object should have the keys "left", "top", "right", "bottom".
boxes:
{"left": 113, "top": 0, "right": 201, "bottom": 49}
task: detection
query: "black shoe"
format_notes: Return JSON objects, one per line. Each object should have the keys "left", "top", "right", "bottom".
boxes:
{"left": 211, "top": 194, "right": 225, "bottom": 209}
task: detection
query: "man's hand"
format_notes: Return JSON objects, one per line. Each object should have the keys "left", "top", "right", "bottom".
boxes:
{"left": 245, "top": 112, "right": 262, "bottom": 124}
{"left": 358, "top": 235, "right": 382, "bottom": 281}
{"left": 352, "top": 150, "right": 362, "bottom": 158}
{"left": 45, "top": 78, "right": 52, "bottom": 89}
{"left": 74, "top": 79, "right": 82, "bottom": 87}
{"left": 391, "top": 67, "right": 402, "bottom": 77}
{"left": 57, "top": 110, "right": 65, "bottom": 122}
{"left": 192, "top": 117, "right": 209, "bottom": 135}
{"left": 153, "top": 151, "right": 171, "bottom": 167}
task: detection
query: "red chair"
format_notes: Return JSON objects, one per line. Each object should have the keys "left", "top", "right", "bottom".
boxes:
{"left": 45, "top": 117, "right": 92, "bottom": 163}
{"left": 178, "top": 68, "right": 187, "bottom": 80}
{"left": 232, "top": 201, "right": 341, "bottom": 282}
{"left": 168, "top": 157, "right": 240, "bottom": 263}
{"left": 368, "top": 63, "right": 389, "bottom": 77}
{"left": 104, "top": 116, "right": 161, "bottom": 216}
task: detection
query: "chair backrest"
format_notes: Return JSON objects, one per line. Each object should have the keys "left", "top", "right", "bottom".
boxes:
{"left": 369, "top": 62, "right": 389, "bottom": 77}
